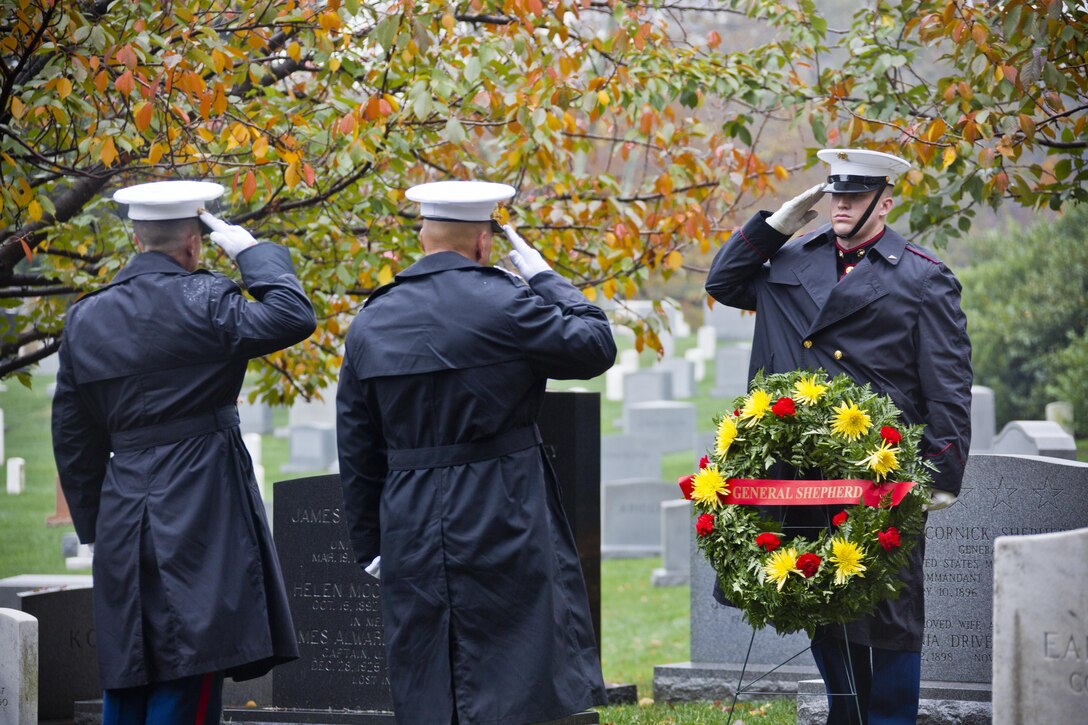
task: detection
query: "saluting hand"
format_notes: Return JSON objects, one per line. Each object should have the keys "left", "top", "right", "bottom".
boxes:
{"left": 925, "top": 490, "right": 958, "bottom": 512}
{"left": 503, "top": 224, "right": 551, "bottom": 280}
{"left": 199, "top": 211, "right": 259, "bottom": 260}
{"left": 766, "top": 183, "right": 826, "bottom": 236}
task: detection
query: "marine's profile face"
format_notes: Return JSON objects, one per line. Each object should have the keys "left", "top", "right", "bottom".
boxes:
{"left": 830, "top": 190, "right": 891, "bottom": 243}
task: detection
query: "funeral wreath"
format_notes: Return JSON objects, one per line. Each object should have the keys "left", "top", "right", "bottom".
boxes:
{"left": 679, "top": 369, "right": 933, "bottom": 636}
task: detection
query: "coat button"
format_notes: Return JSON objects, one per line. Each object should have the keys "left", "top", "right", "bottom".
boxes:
{"left": 803, "top": 340, "right": 813, "bottom": 349}
{"left": 834, "top": 350, "right": 844, "bottom": 360}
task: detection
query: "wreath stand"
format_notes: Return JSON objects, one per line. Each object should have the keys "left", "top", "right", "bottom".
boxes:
{"left": 723, "top": 623, "right": 863, "bottom": 725}
{"left": 722, "top": 506, "right": 865, "bottom": 725}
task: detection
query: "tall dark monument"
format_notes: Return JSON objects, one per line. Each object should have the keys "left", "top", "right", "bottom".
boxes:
{"left": 228, "top": 391, "right": 602, "bottom": 722}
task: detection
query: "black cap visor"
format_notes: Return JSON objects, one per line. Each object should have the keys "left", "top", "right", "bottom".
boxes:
{"left": 424, "top": 215, "right": 504, "bottom": 233}
{"left": 825, "top": 175, "right": 888, "bottom": 194}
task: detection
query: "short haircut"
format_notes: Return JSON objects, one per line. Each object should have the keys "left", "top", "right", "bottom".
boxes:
{"left": 132, "top": 218, "right": 201, "bottom": 255}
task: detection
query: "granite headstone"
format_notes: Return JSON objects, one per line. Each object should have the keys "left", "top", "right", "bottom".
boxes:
{"left": 283, "top": 423, "right": 338, "bottom": 472}
{"left": 656, "top": 358, "right": 695, "bottom": 400}
{"left": 267, "top": 392, "right": 604, "bottom": 718}
{"left": 19, "top": 585, "right": 98, "bottom": 721}
{"left": 969, "top": 385, "right": 995, "bottom": 453}
{"left": 711, "top": 343, "right": 751, "bottom": 400}
{"left": 272, "top": 475, "right": 393, "bottom": 712}
{"left": 992, "top": 420, "right": 1076, "bottom": 460}
{"left": 624, "top": 401, "right": 696, "bottom": 454}
{"left": 622, "top": 369, "right": 672, "bottom": 405}
{"left": 704, "top": 304, "right": 755, "bottom": 342}
{"left": 992, "top": 527, "right": 1088, "bottom": 725}
{"left": 601, "top": 479, "right": 677, "bottom": 558}
{"left": 651, "top": 500, "right": 692, "bottom": 587}
{"left": 0, "top": 607, "right": 37, "bottom": 725}
{"left": 600, "top": 434, "right": 661, "bottom": 483}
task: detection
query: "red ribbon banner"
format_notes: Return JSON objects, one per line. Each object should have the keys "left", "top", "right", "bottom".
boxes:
{"left": 678, "top": 476, "right": 916, "bottom": 507}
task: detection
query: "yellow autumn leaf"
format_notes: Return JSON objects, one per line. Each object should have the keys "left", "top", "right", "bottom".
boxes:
{"left": 597, "top": 90, "right": 610, "bottom": 108}
{"left": 100, "top": 137, "right": 118, "bottom": 167}
{"left": 287, "top": 42, "right": 301, "bottom": 61}
{"left": 28, "top": 199, "right": 43, "bottom": 221}
{"left": 56, "top": 78, "right": 73, "bottom": 99}
{"left": 583, "top": 286, "right": 597, "bottom": 301}
{"left": 665, "top": 250, "right": 683, "bottom": 270}
{"left": 284, "top": 163, "right": 300, "bottom": 187}
{"left": 253, "top": 136, "right": 269, "bottom": 159}
{"left": 10, "top": 96, "right": 25, "bottom": 120}
{"left": 377, "top": 264, "right": 393, "bottom": 285}
{"left": 941, "top": 146, "right": 956, "bottom": 170}
{"left": 602, "top": 278, "right": 618, "bottom": 299}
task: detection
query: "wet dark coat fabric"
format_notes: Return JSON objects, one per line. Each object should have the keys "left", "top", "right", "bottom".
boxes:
{"left": 706, "top": 213, "right": 972, "bottom": 651}
{"left": 337, "top": 251, "right": 614, "bottom": 725}
{"left": 52, "top": 244, "right": 316, "bottom": 689}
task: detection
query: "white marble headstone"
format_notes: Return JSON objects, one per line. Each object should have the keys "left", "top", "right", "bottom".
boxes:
{"left": 0, "top": 607, "right": 37, "bottom": 725}
{"left": 5, "top": 458, "right": 24, "bottom": 496}
{"left": 992, "top": 527, "right": 1088, "bottom": 724}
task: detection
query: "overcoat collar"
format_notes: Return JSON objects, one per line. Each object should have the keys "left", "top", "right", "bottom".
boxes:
{"left": 395, "top": 250, "right": 480, "bottom": 279}
{"left": 787, "top": 224, "right": 908, "bottom": 337}
{"left": 111, "top": 251, "right": 192, "bottom": 285}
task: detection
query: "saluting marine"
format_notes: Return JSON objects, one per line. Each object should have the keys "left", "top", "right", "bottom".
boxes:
{"left": 705, "top": 149, "right": 972, "bottom": 725}
{"left": 336, "top": 180, "right": 613, "bottom": 725}
{"left": 52, "top": 181, "right": 315, "bottom": 725}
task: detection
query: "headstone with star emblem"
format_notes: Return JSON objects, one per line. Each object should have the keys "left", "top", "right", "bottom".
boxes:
{"left": 919, "top": 453, "right": 1088, "bottom": 687}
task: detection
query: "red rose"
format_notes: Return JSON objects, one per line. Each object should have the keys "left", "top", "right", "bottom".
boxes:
{"left": 796, "top": 553, "right": 822, "bottom": 578}
{"left": 771, "top": 397, "right": 796, "bottom": 417}
{"left": 696, "top": 513, "right": 715, "bottom": 537}
{"left": 880, "top": 426, "right": 902, "bottom": 445}
{"left": 678, "top": 474, "right": 694, "bottom": 500}
{"left": 733, "top": 408, "right": 741, "bottom": 417}
{"left": 878, "top": 527, "right": 901, "bottom": 551}
{"left": 698, "top": 455, "right": 710, "bottom": 469}
{"left": 755, "top": 532, "right": 781, "bottom": 552}
{"left": 832, "top": 510, "right": 848, "bottom": 527}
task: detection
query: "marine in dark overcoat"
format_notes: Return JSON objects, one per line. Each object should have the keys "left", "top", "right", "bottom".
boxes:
{"left": 52, "top": 242, "right": 316, "bottom": 690}
{"left": 705, "top": 211, "right": 973, "bottom": 653}
{"left": 337, "top": 250, "right": 614, "bottom": 725}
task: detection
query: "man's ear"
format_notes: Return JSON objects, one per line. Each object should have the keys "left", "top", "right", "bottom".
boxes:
{"left": 474, "top": 230, "right": 490, "bottom": 264}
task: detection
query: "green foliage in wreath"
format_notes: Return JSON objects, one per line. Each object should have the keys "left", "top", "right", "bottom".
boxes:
{"left": 681, "top": 369, "right": 934, "bottom": 637}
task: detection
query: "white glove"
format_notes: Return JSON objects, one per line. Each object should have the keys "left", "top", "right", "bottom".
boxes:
{"left": 199, "top": 211, "right": 259, "bottom": 260}
{"left": 766, "top": 183, "right": 826, "bottom": 235}
{"left": 925, "top": 490, "right": 958, "bottom": 512}
{"left": 364, "top": 555, "right": 381, "bottom": 580}
{"left": 503, "top": 224, "right": 551, "bottom": 280}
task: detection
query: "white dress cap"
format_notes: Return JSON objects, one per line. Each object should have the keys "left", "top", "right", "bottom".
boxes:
{"left": 817, "top": 148, "right": 911, "bottom": 193}
{"left": 405, "top": 180, "right": 516, "bottom": 222}
{"left": 113, "top": 180, "right": 225, "bottom": 221}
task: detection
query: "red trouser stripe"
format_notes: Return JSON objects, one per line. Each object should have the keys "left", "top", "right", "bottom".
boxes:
{"left": 193, "top": 672, "right": 214, "bottom": 725}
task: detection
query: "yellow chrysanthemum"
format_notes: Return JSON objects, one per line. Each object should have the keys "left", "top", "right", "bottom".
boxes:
{"left": 830, "top": 400, "right": 871, "bottom": 440}
{"left": 691, "top": 466, "right": 729, "bottom": 509}
{"left": 861, "top": 441, "right": 900, "bottom": 480}
{"left": 793, "top": 374, "right": 828, "bottom": 406}
{"left": 830, "top": 537, "right": 867, "bottom": 586}
{"left": 763, "top": 547, "right": 799, "bottom": 591}
{"left": 739, "top": 389, "right": 773, "bottom": 426}
{"left": 716, "top": 416, "right": 738, "bottom": 458}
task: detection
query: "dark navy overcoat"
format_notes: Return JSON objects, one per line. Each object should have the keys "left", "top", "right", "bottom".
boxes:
{"left": 337, "top": 252, "right": 614, "bottom": 725}
{"left": 52, "top": 244, "right": 315, "bottom": 689}
{"left": 706, "top": 213, "right": 972, "bottom": 651}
